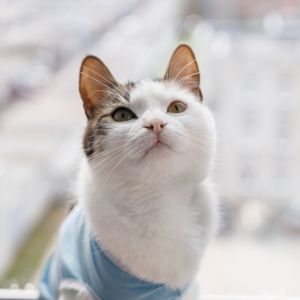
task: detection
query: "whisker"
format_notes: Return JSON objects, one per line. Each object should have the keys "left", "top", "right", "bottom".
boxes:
{"left": 173, "top": 58, "right": 197, "bottom": 82}
{"left": 80, "top": 71, "right": 128, "bottom": 103}
{"left": 89, "top": 89, "right": 123, "bottom": 99}
{"left": 94, "top": 144, "right": 138, "bottom": 200}
{"left": 87, "top": 143, "right": 129, "bottom": 161}
{"left": 175, "top": 72, "right": 200, "bottom": 87}
{"left": 82, "top": 65, "right": 118, "bottom": 89}
{"left": 82, "top": 65, "right": 127, "bottom": 98}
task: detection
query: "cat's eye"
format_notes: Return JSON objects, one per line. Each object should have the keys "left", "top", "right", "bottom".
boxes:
{"left": 112, "top": 107, "right": 136, "bottom": 122}
{"left": 167, "top": 101, "right": 186, "bottom": 113}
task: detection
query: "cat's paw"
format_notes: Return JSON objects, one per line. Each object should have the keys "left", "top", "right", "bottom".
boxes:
{"left": 58, "top": 279, "right": 100, "bottom": 300}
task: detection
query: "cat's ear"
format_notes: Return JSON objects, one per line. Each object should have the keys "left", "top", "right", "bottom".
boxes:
{"left": 79, "top": 55, "right": 117, "bottom": 119}
{"left": 164, "top": 44, "right": 202, "bottom": 100}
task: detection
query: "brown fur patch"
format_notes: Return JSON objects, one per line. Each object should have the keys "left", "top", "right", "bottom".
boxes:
{"left": 83, "top": 82, "right": 136, "bottom": 158}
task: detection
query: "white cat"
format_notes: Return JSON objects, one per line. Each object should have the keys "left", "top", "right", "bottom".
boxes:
{"left": 39, "top": 44, "right": 218, "bottom": 300}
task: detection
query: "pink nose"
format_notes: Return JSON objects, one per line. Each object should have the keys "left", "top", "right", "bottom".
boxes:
{"left": 144, "top": 120, "right": 167, "bottom": 135}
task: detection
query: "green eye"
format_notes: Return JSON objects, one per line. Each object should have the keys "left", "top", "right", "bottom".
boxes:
{"left": 167, "top": 101, "right": 186, "bottom": 113}
{"left": 112, "top": 107, "right": 136, "bottom": 122}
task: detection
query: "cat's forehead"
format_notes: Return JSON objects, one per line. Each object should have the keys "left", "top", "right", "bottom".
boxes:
{"left": 129, "top": 80, "right": 189, "bottom": 108}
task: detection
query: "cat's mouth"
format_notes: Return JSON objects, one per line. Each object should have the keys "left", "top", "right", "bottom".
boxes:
{"left": 143, "top": 139, "right": 171, "bottom": 157}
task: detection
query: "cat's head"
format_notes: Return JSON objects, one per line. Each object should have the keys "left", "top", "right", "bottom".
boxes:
{"left": 79, "top": 44, "right": 215, "bottom": 184}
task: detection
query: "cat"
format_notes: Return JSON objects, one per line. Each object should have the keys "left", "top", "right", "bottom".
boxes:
{"left": 38, "top": 44, "right": 218, "bottom": 300}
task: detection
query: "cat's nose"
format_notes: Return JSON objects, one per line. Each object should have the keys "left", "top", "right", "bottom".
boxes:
{"left": 144, "top": 120, "right": 167, "bottom": 135}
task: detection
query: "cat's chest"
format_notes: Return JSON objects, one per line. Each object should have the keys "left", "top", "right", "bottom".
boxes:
{"left": 89, "top": 189, "right": 204, "bottom": 287}
{"left": 127, "top": 203, "right": 203, "bottom": 276}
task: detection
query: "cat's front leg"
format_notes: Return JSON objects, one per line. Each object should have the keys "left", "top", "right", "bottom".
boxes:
{"left": 58, "top": 280, "right": 100, "bottom": 300}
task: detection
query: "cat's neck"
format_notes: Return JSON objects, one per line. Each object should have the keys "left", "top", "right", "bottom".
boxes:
{"left": 83, "top": 162, "right": 198, "bottom": 224}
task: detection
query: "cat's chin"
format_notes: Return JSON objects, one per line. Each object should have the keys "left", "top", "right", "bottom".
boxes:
{"left": 142, "top": 140, "right": 172, "bottom": 158}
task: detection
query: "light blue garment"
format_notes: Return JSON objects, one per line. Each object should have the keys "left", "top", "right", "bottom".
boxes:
{"left": 39, "top": 207, "right": 189, "bottom": 300}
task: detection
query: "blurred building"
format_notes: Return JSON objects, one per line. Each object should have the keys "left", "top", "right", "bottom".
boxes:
{"left": 186, "top": 0, "right": 300, "bottom": 19}
{"left": 189, "top": 21, "right": 300, "bottom": 234}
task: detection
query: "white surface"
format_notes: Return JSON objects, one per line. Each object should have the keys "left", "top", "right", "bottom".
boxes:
{"left": 199, "top": 237, "right": 300, "bottom": 296}
{"left": 0, "top": 290, "right": 299, "bottom": 300}
{"left": 0, "top": 289, "right": 39, "bottom": 300}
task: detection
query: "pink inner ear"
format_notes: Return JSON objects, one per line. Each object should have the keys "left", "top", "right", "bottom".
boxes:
{"left": 79, "top": 55, "right": 118, "bottom": 118}
{"left": 164, "top": 44, "right": 201, "bottom": 99}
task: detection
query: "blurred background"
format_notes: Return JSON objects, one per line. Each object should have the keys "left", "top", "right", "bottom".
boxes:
{"left": 0, "top": 0, "right": 300, "bottom": 297}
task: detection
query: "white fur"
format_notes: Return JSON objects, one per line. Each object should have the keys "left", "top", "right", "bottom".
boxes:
{"left": 80, "top": 80, "right": 218, "bottom": 298}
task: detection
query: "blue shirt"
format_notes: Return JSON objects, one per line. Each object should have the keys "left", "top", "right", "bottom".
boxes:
{"left": 39, "top": 207, "right": 189, "bottom": 300}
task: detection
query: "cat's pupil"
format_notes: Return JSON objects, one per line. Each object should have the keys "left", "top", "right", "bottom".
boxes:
{"left": 167, "top": 101, "right": 186, "bottom": 113}
{"left": 112, "top": 107, "right": 136, "bottom": 122}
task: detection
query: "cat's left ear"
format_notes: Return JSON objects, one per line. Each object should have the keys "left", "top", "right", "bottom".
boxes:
{"left": 164, "top": 44, "right": 202, "bottom": 100}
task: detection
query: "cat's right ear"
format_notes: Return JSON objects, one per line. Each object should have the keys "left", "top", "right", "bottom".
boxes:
{"left": 79, "top": 56, "right": 117, "bottom": 119}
